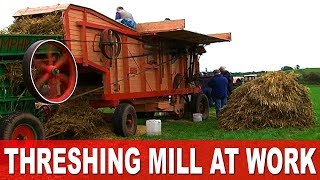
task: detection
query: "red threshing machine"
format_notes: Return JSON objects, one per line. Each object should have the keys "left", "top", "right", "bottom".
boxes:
{"left": 9, "top": 4, "right": 231, "bottom": 137}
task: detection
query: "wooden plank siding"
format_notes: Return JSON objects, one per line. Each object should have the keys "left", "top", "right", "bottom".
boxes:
{"left": 62, "top": 4, "right": 200, "bottom": 102}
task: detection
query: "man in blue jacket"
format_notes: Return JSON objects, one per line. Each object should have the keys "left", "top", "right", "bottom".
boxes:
{"left": 208, "top": 69, "right": 228, "bottom": 118}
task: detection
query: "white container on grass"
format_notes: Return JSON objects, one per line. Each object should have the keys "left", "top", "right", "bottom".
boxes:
{"left": 193, "top": 113, "right": 202, "bottom": 122}
{"left": 146, "top": 119, "right": 161, "bottom": 135}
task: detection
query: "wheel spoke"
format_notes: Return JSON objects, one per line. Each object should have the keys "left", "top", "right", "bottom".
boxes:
{"left": 34, "top": 60, "right": 48, "bottom": 71}
{"left": 35, "top": 73, "right": 50, "bottom": 88}
{"left": 55, "top": 54, "right": 67, "bottom": 69}
{"left": 47, "top": 78, "right": 59, "bottom": 97}
{"left": 47, "top": 51, "right": 54, "bottom": 65}
{"left": 57, "top": 73, "right": 69, "bottom": 85}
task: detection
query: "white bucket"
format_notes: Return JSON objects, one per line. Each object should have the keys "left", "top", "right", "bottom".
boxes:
{"left": 193, "top": 113, "right": 202, "bottom": 122}
{"left": 146, "top": 119, "right": 161, "bottom": 135}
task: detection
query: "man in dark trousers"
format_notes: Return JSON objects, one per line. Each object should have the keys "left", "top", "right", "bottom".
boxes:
{"left": 219, "top": 66, "right": 233, "bottom": 96}
{"left": 208, "top": 69, "right": 228, "bottom": 118}
{"left": 200, "top": 74, "right": 214, "bottom": 107}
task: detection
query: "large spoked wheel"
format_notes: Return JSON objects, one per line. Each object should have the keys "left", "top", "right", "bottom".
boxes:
{"left": 112, "top": 103, "right": 137, "bottom": 137}
{"left": 23, "top": 39, "right": 78, "bottom": 104}
{"left": 191, "top": 93, "right": 209, "bottom": 120}
{"left": 0, "top": 112, "right": 45, "bottom": 140}
{"left": 99, "top": 29, "right": 121, "bottom": 59}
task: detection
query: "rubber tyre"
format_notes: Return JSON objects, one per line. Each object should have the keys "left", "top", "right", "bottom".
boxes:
{"left": 191, "top": 93, "right": 209, "bottom": 120}
{"left": 0, "top": 112, "right": 45, "bottom": 140}
{"left": 112, "top": 103, "right": 137, "bottom": 137}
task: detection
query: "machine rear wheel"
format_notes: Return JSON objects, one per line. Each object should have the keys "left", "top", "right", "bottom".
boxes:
{"left": 191, "top": 93, "right": 209, "bottom": 120}
{"left": 0, "top": 112, "right": 45, "bottom": 140}
{"left": 112, "top": 103, "right": 137, "bottom": 137}
{"left": 23, "top": 39, "right": 78, "bottom": 104}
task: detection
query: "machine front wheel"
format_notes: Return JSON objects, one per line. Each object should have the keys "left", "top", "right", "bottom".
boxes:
{"left": 112, "top": 103, "right": 137, "bottom": 137}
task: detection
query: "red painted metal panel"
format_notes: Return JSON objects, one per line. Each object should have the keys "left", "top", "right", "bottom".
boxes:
{"left": 90, "top": 99, "right": 119, "bottom": 108}
{"left": 102, "top": 88, "right": 200, "bottom": 101}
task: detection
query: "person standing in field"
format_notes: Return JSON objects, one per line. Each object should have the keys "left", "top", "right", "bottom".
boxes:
{"left": 115, "top": 6, "right": 136, "bottom": 29}
{"left": 219, "top": 66, "right": 233, "bottom": 96}
{"left": 208, "top": 69, "right": 228, "bottom": 118}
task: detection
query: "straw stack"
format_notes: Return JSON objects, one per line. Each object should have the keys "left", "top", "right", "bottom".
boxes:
{"left": 44, "top": 97, "right": 109, "bottom": 139}
{"left": 219, "top": 71, "right": 315, "bottom": 130}
{"left": 8, "top": 12, "right": 63, "bottom": 35}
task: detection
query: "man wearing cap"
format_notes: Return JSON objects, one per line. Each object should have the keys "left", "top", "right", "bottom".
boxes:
{"left": 219, "top": 66, "right": 233, "bottom": 96}
{"left": 115, "top": 6, "right": 136, "bottom": 29}
{"left": 208, "top": 69, "right": 228, "bottom": 118}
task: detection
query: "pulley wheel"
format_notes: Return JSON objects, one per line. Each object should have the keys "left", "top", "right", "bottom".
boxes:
{"left": 23, "top": 39, "right": 78, "bottom": 104}
{"left": 99, "top": 29, "right": 121, "bottom": 59}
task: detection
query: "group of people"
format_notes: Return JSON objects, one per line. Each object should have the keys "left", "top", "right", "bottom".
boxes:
{"left": 202, "top": 66, "right": 233, "bottom": 118}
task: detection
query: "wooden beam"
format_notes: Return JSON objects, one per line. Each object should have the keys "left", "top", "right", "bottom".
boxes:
{"left": 136, "top": 19, "right": 185, "bottom": 34}
{"left": 207, "top": 32, "right": 232, "bottom": 42}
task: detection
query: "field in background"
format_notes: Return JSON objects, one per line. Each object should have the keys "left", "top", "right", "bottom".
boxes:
{"left": 136, "top": 85, "right": 320, "bottom": 140}
{"left": 295, "top": 68, "right": 320, "bottom": 74}
{"left": 97, "top": 85, "right": 319, "bottom": 140}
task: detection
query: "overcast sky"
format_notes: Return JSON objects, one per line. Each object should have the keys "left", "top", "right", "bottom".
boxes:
{"left": 1, "top": 0, "right": 320, "bottom": 72}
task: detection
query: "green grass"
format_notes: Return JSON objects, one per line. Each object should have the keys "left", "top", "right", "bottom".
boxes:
{"left": 295, "top": 68, "right": 320, "bottom": 74}
{"left": 138, "top": 85, "right": 320, "bottom": 140}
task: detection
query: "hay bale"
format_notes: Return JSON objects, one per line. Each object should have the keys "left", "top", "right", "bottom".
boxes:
{"left": 8, "top": 12, "right": 63, "bottom": 35}
{"left": 219, "top": 71, "right": 315, "bottom": 130}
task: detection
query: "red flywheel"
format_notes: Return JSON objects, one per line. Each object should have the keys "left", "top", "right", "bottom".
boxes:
{"left": 23, "top": 39, "right": 78, "bottom": 104}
